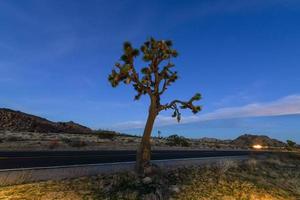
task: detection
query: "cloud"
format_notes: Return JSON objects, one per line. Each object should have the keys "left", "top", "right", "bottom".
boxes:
{"left": 114, "top": 94, "right": 300, "bottom": 130}
{"left": 202, "top": 95, "right": 300, "bottom": 120}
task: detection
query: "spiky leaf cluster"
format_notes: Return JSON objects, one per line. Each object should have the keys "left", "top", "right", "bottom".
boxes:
{"left": 108, "top": 42, "right": 139, "bottom": 87}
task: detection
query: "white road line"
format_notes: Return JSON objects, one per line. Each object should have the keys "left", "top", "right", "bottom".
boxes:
{"left": 0, "top": 155, "right": 248, "bottom": 172}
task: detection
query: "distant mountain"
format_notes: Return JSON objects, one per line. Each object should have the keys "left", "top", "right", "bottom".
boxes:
{"left": 231, "top": 134, "right": 286, "bottom": 147}
{"left": 0, "top": 108, "right": 92, "bottom": 134}
{"left": 196, "top": 137, "right": 231, "bottom": 144}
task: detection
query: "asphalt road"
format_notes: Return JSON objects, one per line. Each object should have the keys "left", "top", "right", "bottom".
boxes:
{"left": 0, "top": 150, "right": 266, "bottom": 170}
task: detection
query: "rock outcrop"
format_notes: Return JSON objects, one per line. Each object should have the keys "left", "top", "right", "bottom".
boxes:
{"left": 231, "top": 134, "right": 286, "bottom": 147}
{"left": 0, "top": 108, "right": 92, "bottom": 133}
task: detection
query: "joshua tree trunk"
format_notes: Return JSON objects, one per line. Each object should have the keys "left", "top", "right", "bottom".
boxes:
{"left": 136, "top": 101, "right": 157, "bottom": 174}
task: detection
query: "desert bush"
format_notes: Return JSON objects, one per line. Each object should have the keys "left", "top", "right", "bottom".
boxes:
{"left": 61, "top": 137, "right": 72, "bottom": 144}
{"left": 67, "top": 138, "right": 87, "bottom": 148}
{"left": 127, "top": 139, "right": 135, "bottom": 143}
{"left": 90, "top": 172, "right": 164, "bottom": 200}
{"left": 94, "top": 130, "right": 117, "bottom": 140}
{"left": 61, "top": 137, "right": 86, "bottom": 147}
{"left": 214, "top": 160, "right": 237, "bottom": 176}
{"left": 5, "top": 136, "right": 23, "bottom": 142}
{"left": 287, "top": 140, "right": 296, "bottom": 147}
{"left": 119, "top": 133, "right": 140, "bottom": 138}
{"left": 265, "top": 156, "right": 284, "bottom": 166}
{"left": 166, "top": 134, "right": 191, "bottom": 147}
{"left": 245, "top": 158, "right": 258, "bottom": 171}
{"left": 48, "top": 139, "right": 59, "bottom": 149}
{"left": 286, "top": 140, "right": 297, "bottom": 151}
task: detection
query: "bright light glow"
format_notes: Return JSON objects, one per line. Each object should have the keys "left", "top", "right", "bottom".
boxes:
{"left": 252, "top": 144, "right": 263, "bottom": 149}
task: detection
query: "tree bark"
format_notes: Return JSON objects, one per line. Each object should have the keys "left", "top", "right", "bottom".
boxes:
{"left": 136, "top": 101, "right": 157, "bottom": 174}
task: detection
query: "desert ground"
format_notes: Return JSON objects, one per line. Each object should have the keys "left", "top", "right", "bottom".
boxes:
{"left": 0, "top": 130, "right": 245, "bottom": 151}
{"left": 0, "top": 153, "right": 299, "bottom": 200}
{"left": 0, "top": 109, "right": 294, "bottom": 151}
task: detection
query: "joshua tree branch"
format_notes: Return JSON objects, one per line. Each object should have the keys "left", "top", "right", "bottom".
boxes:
{"left": 159, "top": 78, "right": 168, "bottom": 95}
{"left": 159, "top": 93, "right": 202, "bottom": 114}
{"left": 131, "top": 67, "right": 152, "bottom": 95}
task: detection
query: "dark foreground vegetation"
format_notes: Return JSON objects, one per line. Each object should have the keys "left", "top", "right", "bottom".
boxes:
{"left": 1, "top": 153, "right": 299, "bottom": 200}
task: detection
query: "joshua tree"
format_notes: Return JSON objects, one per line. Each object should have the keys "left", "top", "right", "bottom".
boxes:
{"left": 108, "top": 38, "right": 201, "bottom": 174}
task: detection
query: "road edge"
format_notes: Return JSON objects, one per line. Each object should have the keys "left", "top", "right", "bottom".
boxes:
{"left": 0, "top": 155, "right": 251, "bottom": 187}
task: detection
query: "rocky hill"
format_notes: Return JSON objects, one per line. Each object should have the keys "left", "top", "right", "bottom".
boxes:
{"left": 231, "top": 134, "right": 286, "bottom": 147}
{"left": 196, "top": 137, "right": 231, "bottom": 144}
{"left": 0, "top": 108, "right": 92, "bottom": 134}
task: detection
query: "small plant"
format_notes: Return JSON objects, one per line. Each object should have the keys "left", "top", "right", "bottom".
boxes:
{"left": 5, "top": 136, "right": 22, "bottom": 142}
{"left": 127, "top": 139, "right": 135, "bottom": 143}
{"left": 166, "top": 134, "right": 190, "bottom": 147}
{"left": 94, "top": 130, "right": 117, "bottom": 140}
{"left": 286, "top": 140, "right": 296, "bottom": 149}
{"left": 48, "top": 139, "right": 59, "bottom": 149}
{"left": 61, "top": 137, "right": 87, "bottom": 148}
{"left": 68, "top": 138, "right": 87, "bottom": 148}
{"left": 215, "top": 160, "right": 237, "bottom": 177}
{"left": 61, "top": 137, "right": 72, "bottom": 144}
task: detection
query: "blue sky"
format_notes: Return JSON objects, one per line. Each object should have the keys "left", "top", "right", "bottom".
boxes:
{"left": 1, "top": 0, "right": 300, "bottom": 142}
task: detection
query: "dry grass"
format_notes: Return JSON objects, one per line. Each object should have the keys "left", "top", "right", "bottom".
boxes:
{"left": 0, "top": 131, "right": 142, "bottom": 151}
{"left": 175, "top": 153, "right": 300, "bottom": 200}
{"left": 0, "top": 153, "right": 299, "bottom": 200}
{"left": 0, "top": 180, "right": 83, "bottom": 200}
{"left": 2, "top": 131, "right": 298, "bottom": 151}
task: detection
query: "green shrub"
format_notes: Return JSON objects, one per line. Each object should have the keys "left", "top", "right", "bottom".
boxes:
{"left": 127, "top": 139, "right": 135, "bottom": 143}
{"left": 48, "top": 139, "right": 59, "bottom": 149}
{"left": 166, "top": 134, "right": 190, "bottom": 147}
{"left": 68, "top": 138, "right": 87, "bottom": 148}
{"left": 61, "top": 137, "right": 87, "bottom": 148}
{"left": 5, "top": 136, "right": 22, "bottom": 142}
{"left": 61, "top": 138, "right": 87, "bottom": 147}
{"left": 94, "top": 130, "right": 117, "bottom": 140}
{"left": 61, "top": 137, "right": 72, "bottom": 144}
{"left": 286, "top": 140, "right": 296, "bottom": 148}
